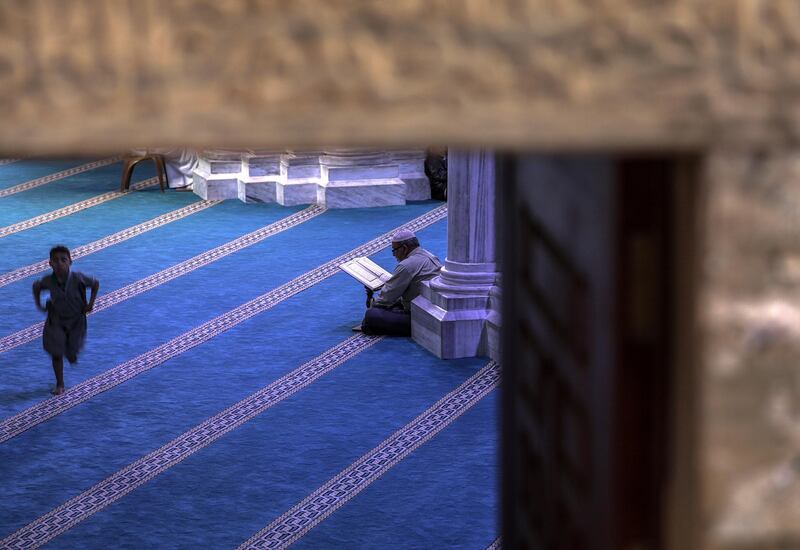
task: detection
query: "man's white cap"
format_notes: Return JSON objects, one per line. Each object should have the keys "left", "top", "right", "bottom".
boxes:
{"left": 391, "top": 229, "right": 416, "bottom": 243}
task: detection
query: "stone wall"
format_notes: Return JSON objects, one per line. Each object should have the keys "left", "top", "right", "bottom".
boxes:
{"left": 702, "top": 148, "right": 800, "bottom": 549}
{"left": 2, "top": 1, "right": 800, "bottom": 154}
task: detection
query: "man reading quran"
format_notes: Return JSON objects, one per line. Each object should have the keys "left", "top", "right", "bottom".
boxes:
{"left": 354, "top": 229, "right": 443, "bottom": 336}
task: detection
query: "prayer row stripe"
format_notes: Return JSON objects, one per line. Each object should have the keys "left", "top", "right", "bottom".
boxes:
{"left": 238, "top": 361, "right": 501, "bottom": 549}
{"left": 0, "top": 177, "right": 159, "bottom": 239}
{"left": 0, "top": 158, "right": 20, "bottom": 166}
{"left": 0, "top": 204, "right": 325, "bottom": 354}
{"left": 0, "top": 200, "right": 221, "bottom": 288}
{"left": 0, "top": 157, "right": 120, "bottom": 198}
{"left": 0, "top": 205, "right": 447, "bottom": 442}
{"left": 487, "top": 537, "right": 502, "bottom": 550}
{"left": 0, "top": 335, "right": 384, "bottom": 550}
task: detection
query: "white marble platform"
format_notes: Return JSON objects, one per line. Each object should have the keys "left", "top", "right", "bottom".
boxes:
{"left": 404, "top": 178, "right": 432, "bottom": 201}
{"left": 317, "top": 178, "right": 406, "bottom": 209}
{"left": 192, "top": 148, "right": 435, "bottom": 208}
{"left": 287, "top": 151, "right": 323, "bottom": 180}
{"left": 326, "top": 163, "right": 399, "bottom": 182}
{"left": 198, "top": 155, "right": 242, "bottom": 175}
{"left": 238, "top": 153, "right": 287, "bottom": 203}
{"left": 278, "top": 151, "right": 322, "bottom": 206}
{"left": 238, "top": 177, "right": 278, "bottom": 203}
{"left": 192, "top": 170, "right": 240, "bottom": 200}
{"left": 246, "top": 154, "right": 286, "bottom": 177}
{"left": 393, "top": 150, "right": 431, "bottom": 201}
{"left": 192, "top": 152, "right": 244, "bottom": 200}
{"left": 277, "top": 179, "right": 318, "bottom": 206}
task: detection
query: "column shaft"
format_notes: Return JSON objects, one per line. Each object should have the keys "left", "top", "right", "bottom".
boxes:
{"left": 411, "top": 149, "right": 501, "bottom": 359}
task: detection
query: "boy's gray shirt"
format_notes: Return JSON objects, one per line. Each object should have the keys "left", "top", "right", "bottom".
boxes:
{"left": 33, "top": 271, "right": 97, "bottom": 319}
{"left": 374, "top": 247, "right": 443, "bottom": 311}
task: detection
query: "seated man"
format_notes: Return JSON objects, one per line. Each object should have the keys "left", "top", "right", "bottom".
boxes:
{"left": 358, "top": 229, "right": 443, "bottom": 336}
{"left": 129, "top": 149, "right": 198, "bottom": 190}
{"left": 162, "top": 149, "right": 199, "bottom": 190}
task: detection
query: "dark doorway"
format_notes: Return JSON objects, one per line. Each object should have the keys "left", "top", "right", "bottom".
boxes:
{"left": 500, "top": 154, "right": 701, "bottom": 550}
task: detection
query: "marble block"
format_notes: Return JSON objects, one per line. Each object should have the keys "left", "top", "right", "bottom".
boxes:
{"left": 412, "top": 299, "right": 488, "bottom": 359}
{"left": 290, "top": 164, "right": 323, "bottom": 179}
{"left": 326, "top": 163, "right": 399, "bottom": 182}
{"left": 197, "top": 153, "right": 243, "bottom": 175}
{"left": 238, "top": 177, "right": 278, "bottom": 203}
{"left": 483, "top": 285, "right": 501, "bottom": 362}
{"left": 287, "top": 152, "right": 323, "bottom": 179}
{"left": 244, "top": 154, "right": 286, "bottom": 178}
{"left": 238, "top": 153, "right": 286, "bottom": 203}
{"left": 277, "top": 179, "right": 318, "bottom": 206}
{"left": 411, "top": 280, "right": 492, "bottom": 359}
{"left": 404, "top": 177, "right": 432, "bottom": 201}
{"left": 282, "top": 151, "right": 322, "bottom": 205}
{"left": 317, "top": 178, "right": 406, "bottom": 209}
{"left": 193, "top": 151, "right": 244, "bottom": 200}
{"left": 192, "top": 170, "right": 240, "bottom": 200}
{"left": 391, "top": 150, "right": 430, "bottom": 201}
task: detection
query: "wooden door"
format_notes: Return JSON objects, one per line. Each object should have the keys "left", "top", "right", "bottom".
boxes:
{"left": 500, "top": 155, "right": 697, "bottom": 550}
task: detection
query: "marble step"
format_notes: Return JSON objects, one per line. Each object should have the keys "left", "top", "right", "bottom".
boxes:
{"left": 316, "top": 177, "right": 406, "bottom": 209}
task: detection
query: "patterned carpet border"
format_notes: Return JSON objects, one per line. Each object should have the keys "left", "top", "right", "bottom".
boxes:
{"left": 0, "top": 335, "right": 383, "bottom": 550}
{"left": 0, "top": 159, "right": 21, "bottom": 166}
{"left": 0, "top": 177, "right": 159, "bottom": 239}
{"left": 0, "top": 157, "right": 120, "bottom": 198}
{"left": 0, "top": 205, "right": 447, "bottom": 442}
{"left": 238, "top": 360, "right": 501, "bottom": 550}
{"left": 0, "top": 205, "right": 325, "bottom": 354}
{"left": 487, "top": 536, "right": 502, "bottom": 550}
{"left": 0, "top": 200, "right": 221, "bottom": 289}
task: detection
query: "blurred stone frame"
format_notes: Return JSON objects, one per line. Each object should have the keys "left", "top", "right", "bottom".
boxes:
{"left": 2, "top": 1, "right": 798, "bottom": 549}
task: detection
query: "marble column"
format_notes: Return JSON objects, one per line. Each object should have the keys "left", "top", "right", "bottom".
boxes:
{"left": 318, "top": 149, "right": 405, "bottom": 208}
{"left": 411, "top": 149, "right": 500, "bottom": 359}
{"left": 238, "top": 150, "right": 288, "bottom": 203}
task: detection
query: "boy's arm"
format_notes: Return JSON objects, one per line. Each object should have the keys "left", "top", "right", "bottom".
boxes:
{"left": 86, "top": 279, "right": 100, "bottom": 312}
{"left": 32, "top": 280, "right": 46, "bottom": 313}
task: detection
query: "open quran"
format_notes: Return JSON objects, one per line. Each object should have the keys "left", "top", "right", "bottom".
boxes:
{"left": 339, "top": 257, "right": 392, "bottom": 291}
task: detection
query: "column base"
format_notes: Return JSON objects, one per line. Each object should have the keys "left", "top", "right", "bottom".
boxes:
{"left": 484, "top": 285, "right": 501, "bottom": 362}
{"left": 411, "top": 279, "right": 495, "bottom": 359}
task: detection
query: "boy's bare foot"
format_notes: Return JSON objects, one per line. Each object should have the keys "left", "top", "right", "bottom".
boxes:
{"left": 50, "top": 386, "right": 65, "bottom": 396}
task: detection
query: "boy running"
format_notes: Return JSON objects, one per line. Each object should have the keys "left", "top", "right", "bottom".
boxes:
{"left": 32, "top": 245, "right": 100, "bottom": 395}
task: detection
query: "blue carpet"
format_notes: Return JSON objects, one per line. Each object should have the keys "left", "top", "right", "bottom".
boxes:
{"left": 295, "top": 390, "right": 499, "bottom": 550}
{"left": 0, "top": 159, "right": 97, "bottom": 191}
{"left": 0, "top": 203, "right": 440, "bottom": 417}
{"left": 0, "top": 188, "right": 201, "bottom": 274}
{"left": 0, "top": 199, "right": 305, "bottom": 340}
{"left": 0, "top": 161, "right": 132, "bottom": 227}
{"left": 0, "top": 160, "right": 497, "bottom": 548}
